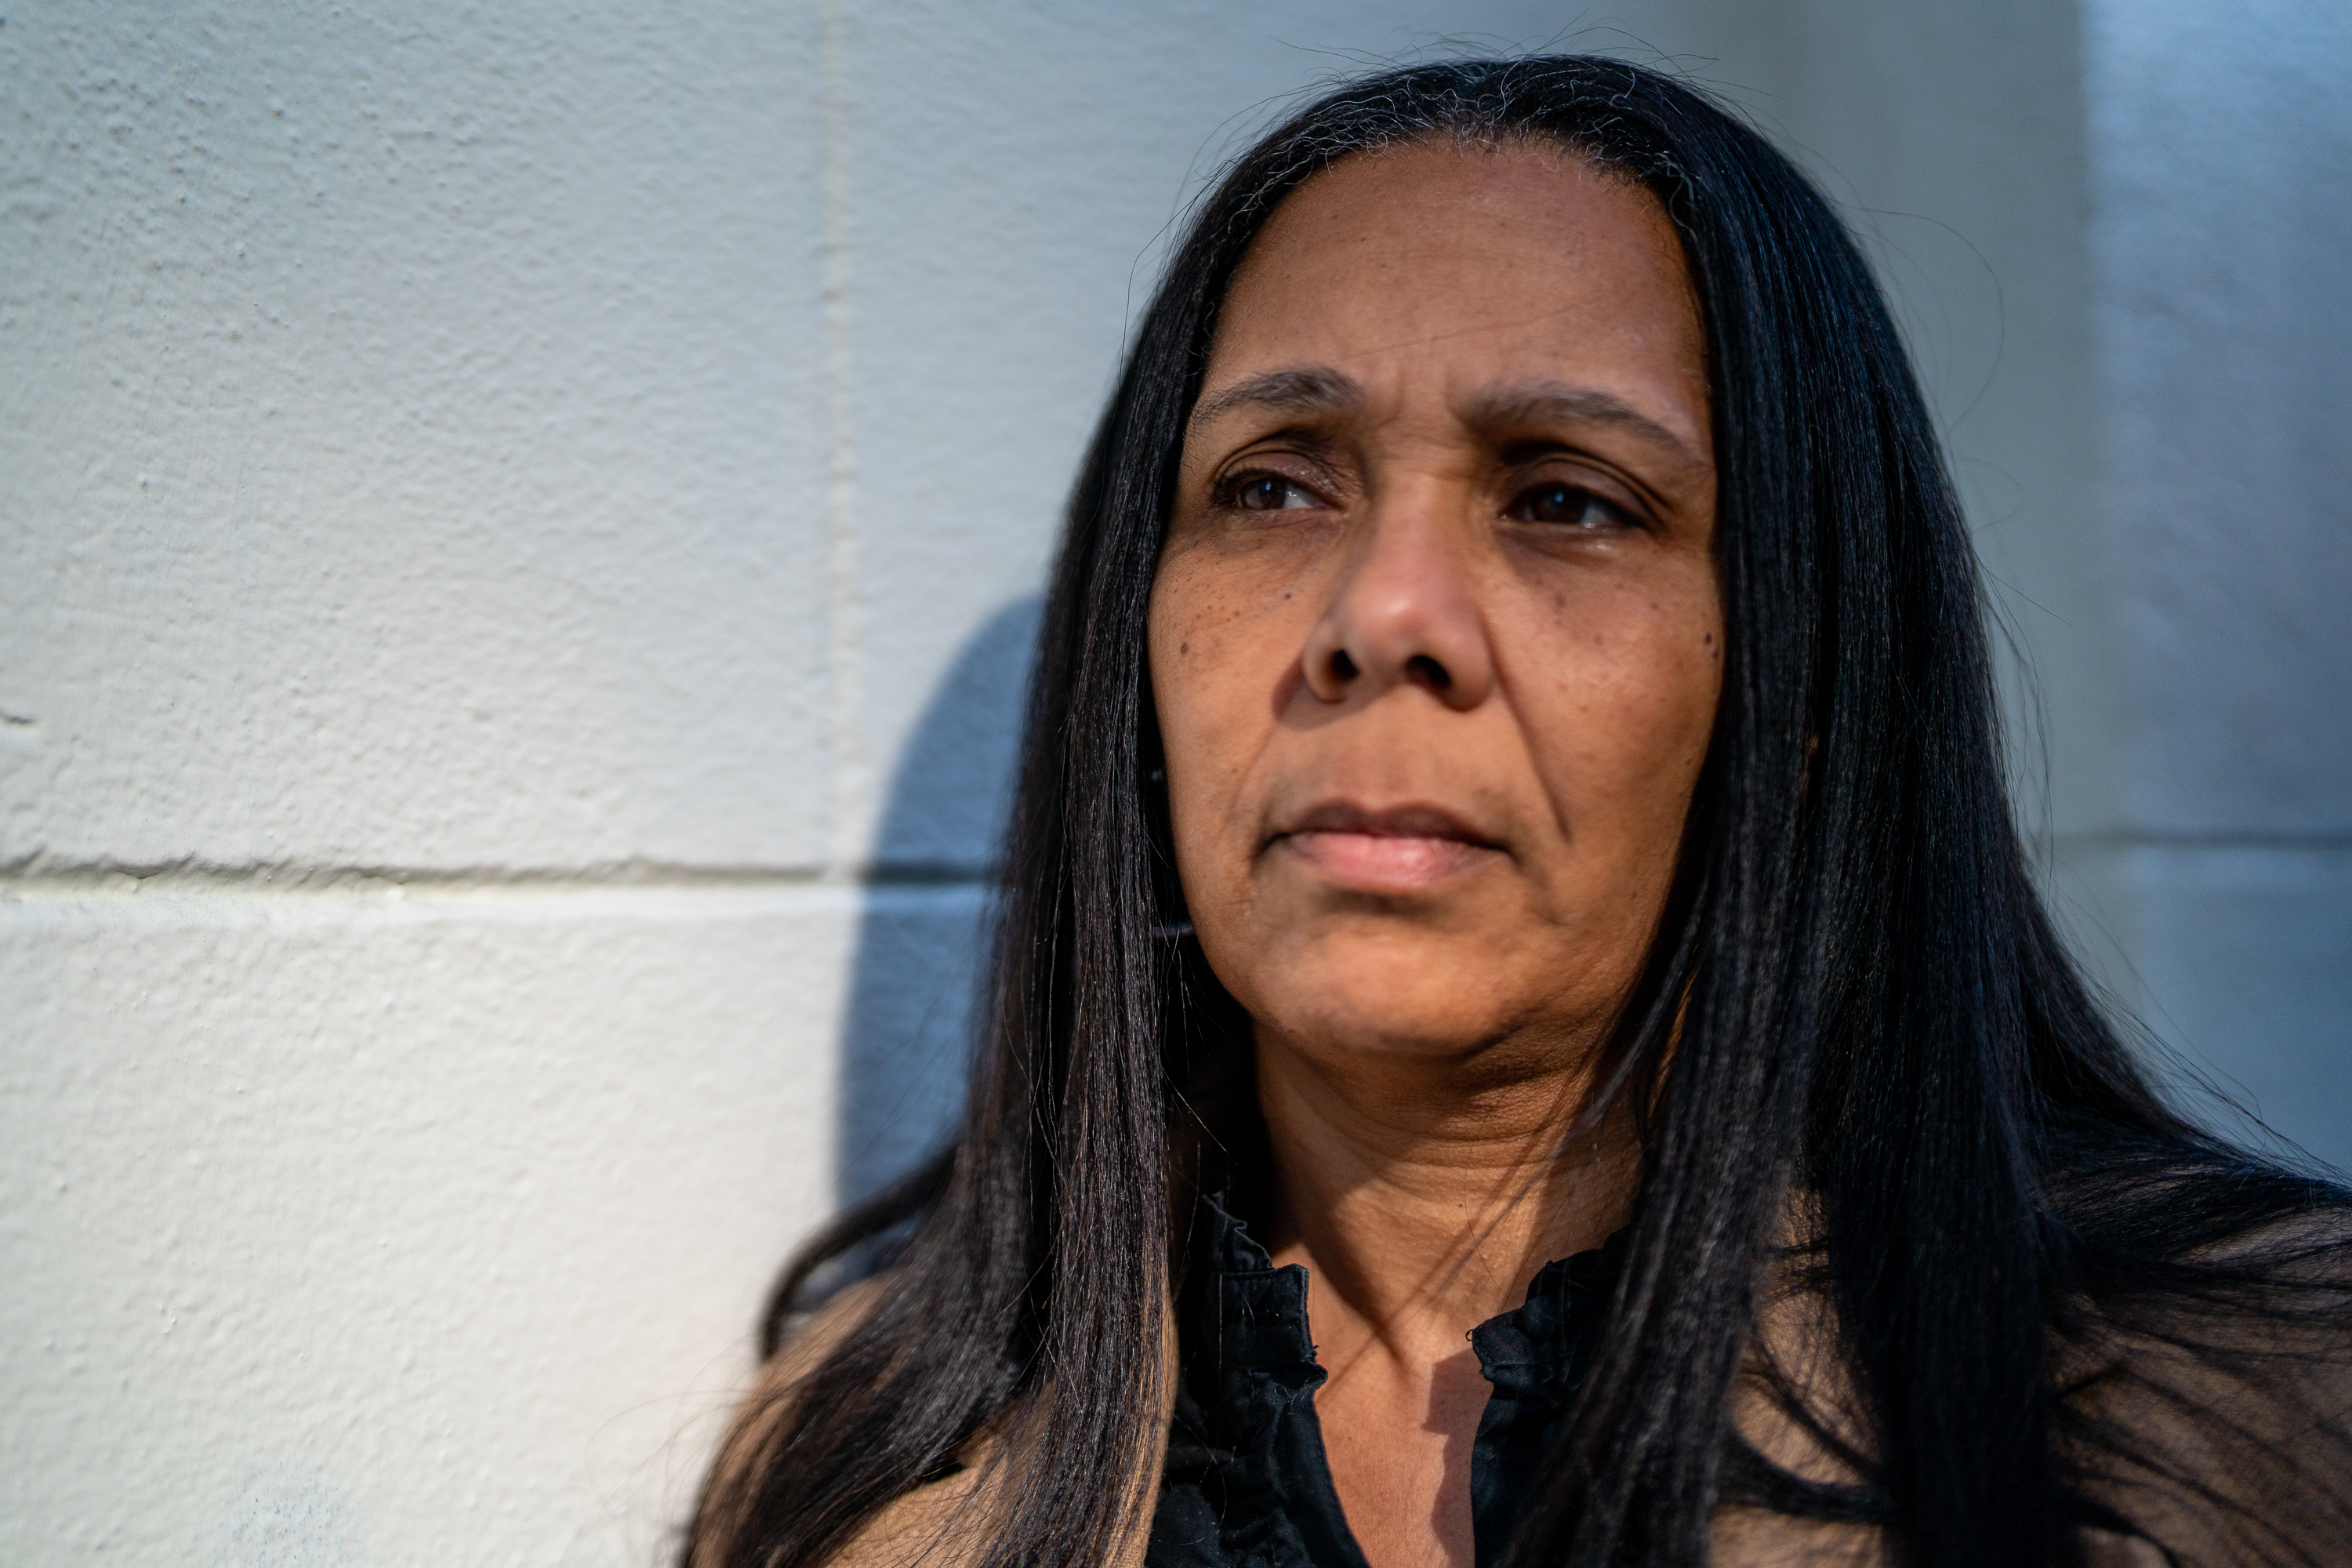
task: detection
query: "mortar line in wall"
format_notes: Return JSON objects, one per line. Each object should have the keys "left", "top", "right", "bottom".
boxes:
{"left": 2046, "top": 830, "right": 2352, "bottom": 854}
{"left": 0, "top": 859, "right": 997, "bottom": 896}
{"left": 820, "top": 0, "right": 869, "bottom": 884}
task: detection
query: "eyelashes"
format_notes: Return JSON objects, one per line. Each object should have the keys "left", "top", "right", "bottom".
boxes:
{"left": 1503, "top": 481, "right": 1635, "bottom": 532}
{"left": 1221, "top": 472, "right": 1322, "bottom": 512}
{"left": 1210, "top": 466, "right": 1642, "bottom": 534}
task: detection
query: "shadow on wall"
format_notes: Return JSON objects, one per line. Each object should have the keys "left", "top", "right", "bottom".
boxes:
{"left": 836, "top": 595, "right": 1043, "bottom": 1204}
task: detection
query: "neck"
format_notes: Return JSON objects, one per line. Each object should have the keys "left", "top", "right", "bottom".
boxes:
{"left": 1251, "top": 1025, "right": 1641, "bottom": 1362}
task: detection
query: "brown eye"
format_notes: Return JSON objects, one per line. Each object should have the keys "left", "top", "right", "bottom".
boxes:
{"left": 1510, "top": 481, "right": 1623, "bottom": 531}
{"left": 1229, "top": 474, "right": 1316, "bottom": 512}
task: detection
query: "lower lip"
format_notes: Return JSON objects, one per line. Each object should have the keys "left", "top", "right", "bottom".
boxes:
{"left": 1277, "top": 830, "right": 1496, "bottom": 893}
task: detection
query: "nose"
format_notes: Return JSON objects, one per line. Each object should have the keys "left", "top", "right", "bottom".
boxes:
{"left": 1300, "top": 503, "right": 1494, "bottom": 710}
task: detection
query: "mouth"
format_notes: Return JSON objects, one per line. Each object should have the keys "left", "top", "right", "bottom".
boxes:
{"left": 1268, "top": 800, "right": 1504, "bottom": 895}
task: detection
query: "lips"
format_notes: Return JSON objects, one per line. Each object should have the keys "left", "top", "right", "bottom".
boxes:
{"left": 1269, "top": 800, "right": 1502, "bottom": 894}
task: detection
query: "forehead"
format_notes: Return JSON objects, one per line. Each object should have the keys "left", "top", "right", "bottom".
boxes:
{"left": 1205, "top": 139, "right": 1708, "bottom": 438}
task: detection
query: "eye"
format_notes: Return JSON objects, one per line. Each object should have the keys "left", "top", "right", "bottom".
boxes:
{"left": 1225, "top": 473, "right": 1319, "bottom": 512}
{"left": 1508, "top": 481, "right": 1629, "bottom": 532}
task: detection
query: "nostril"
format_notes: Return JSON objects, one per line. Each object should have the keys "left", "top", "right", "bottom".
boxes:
{"left": 1330, "top": 649, "right": 1360, "bottom": 681}
{"left": 1406, "top": 653, "right": 1453, "bottom": 691}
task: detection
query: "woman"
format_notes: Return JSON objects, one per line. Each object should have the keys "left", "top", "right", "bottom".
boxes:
{"left": 689, "top": 57, "right": 2352, "bottom": 1568}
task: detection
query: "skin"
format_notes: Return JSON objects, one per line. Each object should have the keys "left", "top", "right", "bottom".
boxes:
{"left": 1149, "top": 139, "right": 1722, "bottom": 1567}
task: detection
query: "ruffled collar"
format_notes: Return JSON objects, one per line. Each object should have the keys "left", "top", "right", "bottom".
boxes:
{"left": 1149, "top": 1178, "right": 1630, "bottom": 1568}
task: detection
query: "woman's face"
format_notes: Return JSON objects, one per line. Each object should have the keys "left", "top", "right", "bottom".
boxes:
{"left": 1149, "top": 140, "right": 1720, "bottom": 1076}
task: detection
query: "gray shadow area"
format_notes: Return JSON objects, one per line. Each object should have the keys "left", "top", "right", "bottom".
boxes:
{"left": 837, "top": 595, "right": 1041, "bottom": 1203}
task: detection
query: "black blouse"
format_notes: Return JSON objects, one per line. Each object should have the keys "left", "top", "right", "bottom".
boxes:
{"left": 1147, "top": 1187, "right": 1630, "bottom": 1568}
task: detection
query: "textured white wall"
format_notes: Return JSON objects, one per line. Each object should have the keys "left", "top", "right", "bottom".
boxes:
{"left": 2076, "top": 0, "right": 2352, "bottom": 1164}
{"left": 2, "top": 2, "right": 2343, "bottom": 1563}
{"left": 2, "top": 8, "right": 842, "bottom": 1559}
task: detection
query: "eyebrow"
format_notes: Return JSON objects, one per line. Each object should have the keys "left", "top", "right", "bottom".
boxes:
{"left": 1187, "top": 367, "right": 1708, "bottom": 476}
{"left": 1185, "top": 366, "right": 1363, "bottom": 434}
{"left": 1463, "top": 383, "right": 1709, "bottom": 476}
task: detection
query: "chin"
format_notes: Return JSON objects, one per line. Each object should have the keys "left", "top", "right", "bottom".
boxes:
{"left": 1243, "top": 953, "right": 1519, "bottom": 1063}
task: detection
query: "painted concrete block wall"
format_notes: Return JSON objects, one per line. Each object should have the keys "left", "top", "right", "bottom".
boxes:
{"left": 0, "top": 3, "right": 837, "bottom": 873}
{"left": 2077, "top": 0, "right": 2352, "bottom": 1164}
{"left": 4, "top": 2, "right": 2344, "bottom": 1562}
{"left": 2, "top": 886, "right": 855, "bottom": 1563}
{"left": 1, "top": 7, "right": 845, "bottom": 1558}
{"left": 1647, "top": 0, "right": 2352, "bottom": 1167}
{"left": 1661, "top": 0, "right": 2122, "bottom": 840}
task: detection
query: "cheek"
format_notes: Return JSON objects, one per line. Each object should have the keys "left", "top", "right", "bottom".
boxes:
{"left": 1149, "top": 556, "right": 1325, "bottom": 905}
{"left": 1530, "top": 589, "right": 1722, "bottom": 846}
{"left": 1149, "top": 566, "right": 1258, "bottom": 870}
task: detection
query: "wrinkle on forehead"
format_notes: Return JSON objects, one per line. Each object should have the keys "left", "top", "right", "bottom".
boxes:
{"left": 1203, "top": 138, "right": 1708, "bottom": 435}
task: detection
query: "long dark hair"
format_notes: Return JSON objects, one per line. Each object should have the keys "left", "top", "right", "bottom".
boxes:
{"left": 689, "top": 56, "right": 2350, "bottom": 1568}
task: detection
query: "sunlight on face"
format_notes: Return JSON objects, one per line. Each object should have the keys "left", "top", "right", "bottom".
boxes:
{"left": 1149, "top": 138, "right": 1721, "bottom": 1079}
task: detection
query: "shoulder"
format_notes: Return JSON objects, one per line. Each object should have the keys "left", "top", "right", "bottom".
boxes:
{"left": 1708, "top": 1515, "right": 2165, "bottom": 1568}
{"left": 2060, "top": 1203, "right": 2352, "bottom": 1560}
{"left": 734, "top": 1269, "right": 905, "bottom": 1458}
{"left": 1721, "top": 1197, "right": 2352, "bottom": 1566}
{"left": 789, "top": 1280, "right": 1004, "bottom": 1568}
{"left": 822, "top": 1454, "right": 1002, "bottom": 1568}
{"left": 688, "top": 1275, "right": 899, "bottom": 1566}
{"left": 695, "top": 1272, "right": 1166, "bottom": 1568}
{"left": 693, "top": 1273, "right": 1007, "bottom": 1568}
